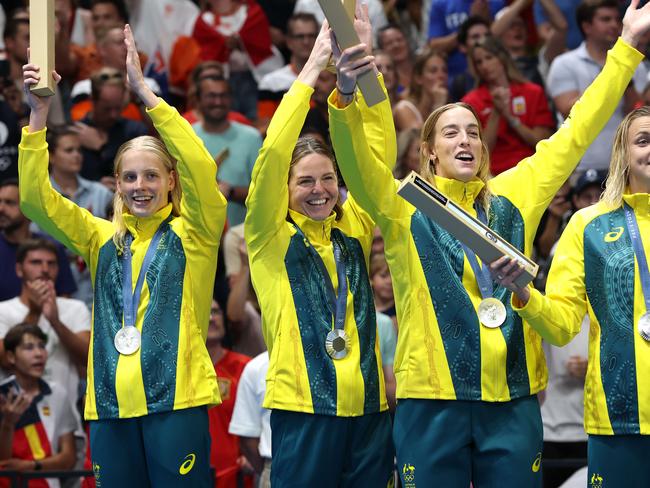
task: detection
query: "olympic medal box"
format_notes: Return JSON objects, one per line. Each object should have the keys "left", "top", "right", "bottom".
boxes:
{"left": 397, "top": 171, "right": 538, "bottom": 288}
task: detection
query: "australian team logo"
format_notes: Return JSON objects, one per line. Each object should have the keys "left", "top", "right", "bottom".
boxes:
{"left": 589, "top": 472, "right": 604, "bottom": 487}
{"left": 402, "top": 463, "right": 416, "bottom": 487}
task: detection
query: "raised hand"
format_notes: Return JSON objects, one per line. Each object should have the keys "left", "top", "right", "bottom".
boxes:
{"left": 0, "top": 389, "right": 32, "bottom": 426}
{"left": 353, "top": 2, "right": 373, "bottom": 52}
{"left": 23, "top": 52, "right": 62, "bottom": 132}
{"left": 296, "top": 21, "right": 333, "bottom": 87}
{"left": 621, "top": 0, "right": 650, "bottom": 49}
{"left": 123, "top": 24, "right": 158, "bottom": 108}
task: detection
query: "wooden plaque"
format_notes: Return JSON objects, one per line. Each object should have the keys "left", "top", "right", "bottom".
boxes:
{"left": 397, "top": 171, "right": 538, "bottom": 288}
{"left": 317, "top": 0, "right": 386, "bottom": 107}
{"left": 29, "top": 0, "right": 56, "bottom": 96}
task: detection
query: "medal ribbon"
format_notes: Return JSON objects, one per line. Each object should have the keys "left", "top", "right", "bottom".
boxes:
{"left": 293, "top": 225, "right": 348, "bottom": 331}
{"left": 122, "top": 218, "right": 171, "bottom": 329}
{"left": 623, "top": 203, "right": 650, "bottom": 314}
{"left": 460, "top": 205, "right": 495, "bottom": 300}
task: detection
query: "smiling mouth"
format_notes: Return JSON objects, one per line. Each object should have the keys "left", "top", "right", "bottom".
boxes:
{"left": 455, "top": 152, "right": 474, "bottom": 162}
{"left": 132, "top": 195, "right": 153, "bottom": 203}
{"left": 307, "top": 198, "right": 328, "bottom": 206}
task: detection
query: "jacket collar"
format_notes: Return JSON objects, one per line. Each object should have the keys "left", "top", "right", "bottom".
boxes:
{"left": 123, "top": 203, "right": 173, "bottom": 239}
{"left": 433, "top": 175, "right": 485, "bottom": 211}
{"left": 623, "top": 190, "right": 650, "bottom": 216}
{"left": 288, "top": 208, "right": 336, "bottom": 246}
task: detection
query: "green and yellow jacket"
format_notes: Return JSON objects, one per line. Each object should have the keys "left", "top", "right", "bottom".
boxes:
{"left": 517, "top": 193, "right": 650, "bottom": 435}
{"left": 328, "top": 38, "right": 643, "bottom": 403}
{"left": 19, "top": 100, "right": 226, "bottom": 420}
{"left": 245, "top": 78, "right": 394, "bottom": 416}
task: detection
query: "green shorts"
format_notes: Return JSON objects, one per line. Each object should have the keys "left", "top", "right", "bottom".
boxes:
{"left": 89, "top": 406, "right": 211, "bottom": 488}
{"left": 393, "top": 396, "right": 543, "bottom": 488}
{"left": 270, "top": 409, "right": 394, "bottom": 488}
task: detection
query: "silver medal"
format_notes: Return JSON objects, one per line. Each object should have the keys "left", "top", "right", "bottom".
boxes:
{"left": 114, "top": 326, "right": 141, "bottom": 355}
{"left": 638, "top": 312, "right": 650, "bottom": 341}
{"left": 325, "top": 329, "right": 349, "bottom": 360}
{"left": 478, "top": 297, "right": 507, "bottom": 328}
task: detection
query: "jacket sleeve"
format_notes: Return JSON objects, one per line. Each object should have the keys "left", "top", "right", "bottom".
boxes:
{"left": 147, "top": 99, "right": 227, "bottom": 245}
{"left": 244, "top": 81, "right": 313, "bottom": 255}
{"left": 329, "top": 76, "right": 407, "bottom": 225}
{"left": 19, "top": 128, "right": 112, "bottom": 263}
{"left": 490, "top": 39, "right": 643, "bottom": 229}
{"left": 513, "top": 211, "right": 588, "bottom": 346}
{"left": 355, "top": 74, "right": 398, "bottom": 172}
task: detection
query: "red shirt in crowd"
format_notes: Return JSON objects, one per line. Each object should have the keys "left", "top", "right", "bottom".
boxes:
{"left": 462, "top": 81, "right": 555, "bottom": 175}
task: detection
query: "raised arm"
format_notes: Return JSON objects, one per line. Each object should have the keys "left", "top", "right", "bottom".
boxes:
{"left": 490, "top": 0, "right": 650, "bottom": 222}
{"left": 20, "top": 60, "right": 112, "bottom": 261}
{"left": 124, "top": 24, "right": 226, "bottom": 244}
{"left": 329, "top": 27, "right": 405, "bottom": 224}
{"left": 244, "top": 23, "right": 331, "bottom": 253}
{"left": 349, "top": 3, "right": 397, "bottom": 170}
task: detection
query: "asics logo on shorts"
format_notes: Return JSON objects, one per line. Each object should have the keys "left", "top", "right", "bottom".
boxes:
{"left": 179, "top": 453, "right": 196, "bottom": 475}
{"left": 604, "top": 227, "right": 624, "bottom": 243}
{"left": 531, "top": 452, "right": 542, "bottom": 472}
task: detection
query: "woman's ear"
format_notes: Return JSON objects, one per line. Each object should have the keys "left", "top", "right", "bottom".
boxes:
{"left": 168, "top": 169, "right": 177, "bottom": 192}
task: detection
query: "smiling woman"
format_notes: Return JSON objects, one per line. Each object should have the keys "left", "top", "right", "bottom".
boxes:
{"left": 244, "top": 13, "right": 395, "bottom": 487}
{"left": 19, "top": 24, "right": 227, "bottom": 488}
{"left": 329, "top": 1, "right": 650, "bottom": 485}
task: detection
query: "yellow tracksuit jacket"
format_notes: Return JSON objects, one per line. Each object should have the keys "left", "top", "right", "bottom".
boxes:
{"left": 19, "top": 100, "right": 226, "bottom": 420}
{"left": 328, "top": 38, "right": 643, "bottom": 402}
{"left": 517, "top": 193, "right": 650, "bottom": 435}
{"left": 245, "top": 78, "right": 394, "bottom": 416}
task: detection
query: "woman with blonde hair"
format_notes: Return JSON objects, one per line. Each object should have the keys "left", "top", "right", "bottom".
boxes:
{"left": 463, "top": 36, "right": 555, "bottom": 175}
{"left": 244, "top": 14, "right": 394, "bottom": 487}
{"left": 20, "top": 25, "right": 226, "bottom": 487}
{"left": 495, "top": 105, "right": 650, "bottom": 486}
{"left": 329, "top": 1, "right": 650, "bottom": 485}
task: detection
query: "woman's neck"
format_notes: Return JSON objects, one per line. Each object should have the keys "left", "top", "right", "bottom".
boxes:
{"left": 629, "top": 174, "right": 650, "bottom": 195}
{"left": 52, "top": 170, "right": 79, "bottom": 196}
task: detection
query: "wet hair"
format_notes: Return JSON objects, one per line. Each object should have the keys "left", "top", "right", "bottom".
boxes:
{"left": 419, "top": 102, "right": 493, "bottom": 211}
{"left": 111, "top": 136, "right": 182, "bottom": 250}
{"left": 601, "top": 106, "right": 650, "bottom": 207}
{"left": 4, "top": 323, "right": 48, "bottom": 354}
{"left": 289, "top": 136, "right": 343, "bottom": 220}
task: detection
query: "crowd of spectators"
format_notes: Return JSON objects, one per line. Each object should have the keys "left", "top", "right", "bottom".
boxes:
{"left": 0, "top": 0, "right": 648, "bottom": 486}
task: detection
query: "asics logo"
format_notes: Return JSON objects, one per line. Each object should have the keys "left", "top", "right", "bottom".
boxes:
{"left": 179, "top": 453, "right": 196, "bottom": 475}
{"left": 531, "top": 452, "right": 542, "bottom": 472}
{"left": 604, "top": 227, "right": 624, "bottom": 243}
